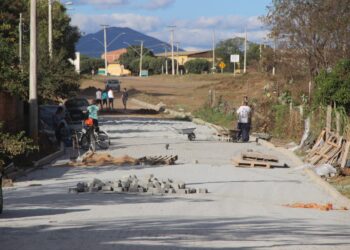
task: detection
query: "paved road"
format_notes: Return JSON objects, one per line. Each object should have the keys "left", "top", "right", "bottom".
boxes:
{"left": 1, "top": 117, "right": 350, "bottom": 250}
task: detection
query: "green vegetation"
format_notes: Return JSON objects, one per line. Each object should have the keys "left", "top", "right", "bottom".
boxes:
{"left": 119, "top": 46, "right": 172, "bottom": 75}
{"left": 314, "top": 60, "right": 350, "bottom": 111}
{"left": 215, "top": 37, "right": 262, "bottom": 72}
{"left": 0, "top": 123, "right": 37, "bottom": 170}
{"left": 80, "top": 55, "right": 105, "bottom": 75}
{"left": 194, "top": 106, "right": 235, "bottom": 128}
{"left": 184, "top": 59, "right": 210, "bottom": 74}
{"left": 329, "top": 177, "right": 350, "bottom": 200}
{"left": 0, "top": 0, "right": 80, "bottom": 101}
{"left": 271, "top": 104, "right": 289, "bottom": 138}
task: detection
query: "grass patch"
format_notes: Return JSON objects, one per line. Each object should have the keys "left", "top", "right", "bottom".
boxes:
{"left": 329, "top": 176, "right": 350, "bottom": 200}
{"left": 193, "top": 106, "right": 235, "bottom": 128}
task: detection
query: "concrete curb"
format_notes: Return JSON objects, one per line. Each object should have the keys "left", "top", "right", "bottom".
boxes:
{"left": 259, "top": 138, "right": 350, "bottom": 207}
{"left": 304, "top": 168, "right": 350, "bottom": 207}
{"left": 130, "top": 98, "right": 350, "bottom": 206}
{"left": 33, "top": 143, "right": 65, "bottom": 168}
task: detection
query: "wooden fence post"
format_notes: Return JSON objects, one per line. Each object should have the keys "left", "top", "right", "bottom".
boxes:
{"left": 326, "top": 105, "right": 332, "bottom": 136}
{"left": 336, "top": 111, "right": 341, "bottom": 135}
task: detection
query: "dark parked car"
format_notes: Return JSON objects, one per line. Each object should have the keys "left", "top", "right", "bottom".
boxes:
{"left": 0, "top": 171, "right": 3, "bottom": 214}
{"left": 106, "top": 79, "right": 121, "bottom": 92}
{"left": 64, "top": 98, "right": 89, "bottom": 122}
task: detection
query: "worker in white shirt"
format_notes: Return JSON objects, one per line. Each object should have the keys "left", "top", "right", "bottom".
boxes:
{"left": 236, "top": 101, "right": 251, "bottom": 142}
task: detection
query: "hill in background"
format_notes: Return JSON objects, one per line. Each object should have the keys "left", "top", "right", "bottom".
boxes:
{"left": 76, "top": 27, "right": 183, "bottom": 58}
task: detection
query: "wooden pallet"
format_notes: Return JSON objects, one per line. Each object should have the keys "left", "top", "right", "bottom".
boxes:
{"left": 138, "top": 155, "right": 178, "bottom": 165}
{"left": 241, "top": 152, "right": 279, "bottom": 162}
{"left": 307, "top": 132, "right": 344, "bottom": 166}
{"left": 232, "top": 157, "right": 273, "bottom": 168}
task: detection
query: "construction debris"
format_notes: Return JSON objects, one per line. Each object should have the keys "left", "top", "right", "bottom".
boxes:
{"left": 69, "top": 175, "right": 208, "bottom": 195}
{"left": 284, "top": 202, "right": 348, "bottom": 211}
{"left": 305, "top": 130, "right": 350, "bottom": 168}
{"left": 232, "top": 151, "right": 286, "bottom": 169}
{"left": 71, "top": 152, "right": 178, "bottom": 167}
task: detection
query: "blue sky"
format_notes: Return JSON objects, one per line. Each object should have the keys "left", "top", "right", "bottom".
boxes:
{"left": 70, "top": 0, "right": 272, "bottom": 50}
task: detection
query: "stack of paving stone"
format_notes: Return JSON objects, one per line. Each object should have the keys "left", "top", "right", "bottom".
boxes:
{"left": 69, "top": 174, "right": 208, "bottom": 195}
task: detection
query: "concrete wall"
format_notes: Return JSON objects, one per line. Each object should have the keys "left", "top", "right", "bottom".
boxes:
{"left": 0, "top": 92, "right": 25, "bottom": 132}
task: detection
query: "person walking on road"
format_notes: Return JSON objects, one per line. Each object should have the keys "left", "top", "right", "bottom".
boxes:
{"left": 121, "top": 88, "right": 129, "bottom": 110}
{"left": 108, "top": 89, "right": 114, "bottom": 110}
{"left": 95, "top": 88, "right": 102, "bottom": 108}
{"left": 101, "top": 89, "right": 108, "bottom": 110}
{"left": 236, "top": 101, "right": 251, "bottom": 142}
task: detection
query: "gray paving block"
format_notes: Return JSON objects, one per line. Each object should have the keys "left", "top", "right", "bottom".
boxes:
{"left": 89, "top": 187, "right": 99, "bottom": 193}
{"left": 113, "top": 187, "right": 123, "bottom": 193}
{"left": 68, "top": 187, "right": 78, "bottom": 194}
{"left": 161, "top": 183, "right": 171, "bottom": 189}
{"left": 188, "top": 188, "right": 197, "bottom": 194}
{"left": 153, "top": 182, "right": 161, "bottom": 188}
{"left": 121, "top": 181, "right": 130, "bottom": 188}
{"left": 77, "top": 182, "right": 88, "bottom": 193}
{"left": 176, "top": 189, "right": 188, "bottom": 194}
{"left": 147, "top": 183, "right": 154, "bottom": 189}
{"left": 197, "top": 188, "right": 208, "bottom": 194}
{"left": 102, "top": 185, "right": 113, "bottom": 192}
{"left": 128, "top": 187, "right": 139, "bottom": 193}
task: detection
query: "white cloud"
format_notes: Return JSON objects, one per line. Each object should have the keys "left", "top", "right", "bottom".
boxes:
{"left": 74, "top": 0, "right": 130, "bottom": 8}
{"left": 71, "top": 13, "right": 161, "bottom": 33}
{"left": 72, "top": 12, "right": 268, "bottom": 50}
{"left": 140, "top": 0, "right": 176, "bottom": 10}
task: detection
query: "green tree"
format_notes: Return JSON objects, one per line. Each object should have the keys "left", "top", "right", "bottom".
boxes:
{"left": 262, "top": 0, "right": 350, "bottom": 79}
{"left": 119, "top": 46, "right": 153, "bottom": 72}
{"left": 0, "top": 0, "right": 80, "bottom": 101}
{"left": 80, "top": 55, "right": 105, "bottom": 75}
{"left": 215, "top": 37, "right": 261, "bottom": 72}
{"left": 314, "top": 59, "right": 350, "bottom": 110}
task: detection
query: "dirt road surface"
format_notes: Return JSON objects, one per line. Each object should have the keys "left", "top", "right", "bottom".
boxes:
{"left": 1, "top": 116, "right": 350, "bottom": 249}
{"left": 79, "top": 74, "right": 269, "bottom": 113}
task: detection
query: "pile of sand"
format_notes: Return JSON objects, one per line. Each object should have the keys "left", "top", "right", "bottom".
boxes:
{"left": 72, "top": 152, "right": 139, "bottom": 167}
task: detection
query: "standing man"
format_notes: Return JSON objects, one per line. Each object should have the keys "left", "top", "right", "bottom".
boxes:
{"left": 236, "top": 101, "right": 251, "bottom": 142}
{"left": 121, "top": 88, "right": 129, "bottom": 110}
{"left": 108, "top": 88, "right": 114, "bottom": 110}
{"left": 95, "top": 88, "right": 102, "bottom": 109}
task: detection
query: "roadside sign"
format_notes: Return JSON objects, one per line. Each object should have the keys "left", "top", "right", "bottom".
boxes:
{"left": 230, "top": 54, "right": 240, "bottom": 63}
{"left": 219, "top": 62, "right": 226, "bottom": 69}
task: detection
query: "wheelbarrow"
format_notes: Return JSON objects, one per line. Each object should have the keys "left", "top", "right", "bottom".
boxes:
{"left": 172, "top": 127, "right": 196, "bottom": 141}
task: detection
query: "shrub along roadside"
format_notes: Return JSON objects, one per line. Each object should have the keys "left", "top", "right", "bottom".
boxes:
{"left": 0, "top": 123, "right": 37, "bottom": 172}
{"left": 184, "top": 59, "right": 210, "bottom": 74}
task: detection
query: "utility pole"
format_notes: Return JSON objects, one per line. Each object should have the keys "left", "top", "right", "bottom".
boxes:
{"left": 212, "top": 30, "right": 216, "bottom": 73}
{"left": 29, "top": 0, "right": 38, "bottom": 141}
{"left": 136, "top": 40, "right": 144, "bottom": 77}
{"left": 176, "top": 42, "right": 179, "bottom": 75}
{"left": 244, "top": 29, "right": 247, "bottom": 74}
{"left": 272, "top": 36, "right": 276, "bottom": 76}
{"left": 48, "top": 0, "right": 53, "bottom": 58}
{"left": 101, "top": 25, "right": 109, "bottom": 76}
{"left": 19, "top": 13, "right": 23, "bottom": 65}
{"left": 164, "top": 45, "right": 168, "bottom": 75}
{"left": 168, "top": 26, "right": 176, "bottom": 75}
